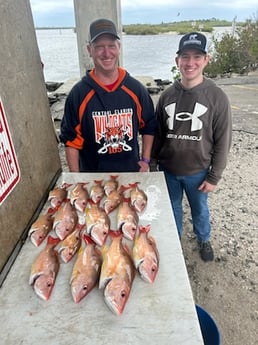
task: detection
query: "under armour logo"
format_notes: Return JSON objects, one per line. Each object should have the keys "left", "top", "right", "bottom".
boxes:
{"left": 165, "top": 102, "right": 207, "bottom": 132}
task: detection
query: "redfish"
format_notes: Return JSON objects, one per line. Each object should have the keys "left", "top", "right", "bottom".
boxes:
{"left": 132, "top": 225, "right": 159, "bottom": 283}
{"left": 104, "top": 175, "right": 119, "bottom": 196}
{"left": 29, "top": 236, "right": 60, "bottom": 301}
{"left": 117, "top": 197, "right": 139, "bottom": 240}
{"left": 53, "top": 199, "right": 78, "bottom": 240}
{"left": 70, "top": 235, "right": 102, "bottom": 303}
{"left": 85, "top": 201, "right": 110, "bottom": 246}
{"left": 70, "top": 183, "right": 89, "bottom": 213}
{"left": 99, "top": 231, "right": 135, "bottom": 316}
{"left": 129, "top": 182, "right": 148, "bottom": 213}
{"left": 28, "top": 213, "right": 53, "bottom": 247}
{"left": 90, "top": 180, "right": 105, "bottom": 204}
{"left": 58, "top": 225, "right": 83, "bottom": 263}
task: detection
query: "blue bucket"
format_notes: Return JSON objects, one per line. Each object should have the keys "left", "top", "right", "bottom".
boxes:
{"left": 196, "top": 305, "right": 220, "bottom": 345}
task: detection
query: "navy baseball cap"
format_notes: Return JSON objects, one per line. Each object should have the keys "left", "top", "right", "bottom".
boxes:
{"left": 89, "top": 18, "right": 120, "bottom": 43}
{"left": 176, "top": 32, "right": 207, "bottom": 54}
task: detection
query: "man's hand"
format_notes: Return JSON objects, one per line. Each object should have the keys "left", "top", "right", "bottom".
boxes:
{"left": 198, "top": 181, "right": 216, "bottom": 193}
{"left": 138, "top": 160, "right": 149, "bottom": 172}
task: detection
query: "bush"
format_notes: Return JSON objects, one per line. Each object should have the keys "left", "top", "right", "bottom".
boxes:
{"left": 205, "top": 18, "right": 258, "bottom": 78}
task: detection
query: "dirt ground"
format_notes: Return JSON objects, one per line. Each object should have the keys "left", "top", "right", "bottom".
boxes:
{"left": 53, "top": 73, "right": 258, "bottom": 345}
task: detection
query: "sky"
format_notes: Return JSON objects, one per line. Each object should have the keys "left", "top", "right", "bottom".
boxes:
{"left": 29, "top": 0, "right": 258, "bottom": 27}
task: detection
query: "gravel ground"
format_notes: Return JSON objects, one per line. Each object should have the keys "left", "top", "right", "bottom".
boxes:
{"left": 53, "top": 73, "right": 258, "bottom": 345}
{"left": 181, "top": 130, "right": 258, "bottom": 345}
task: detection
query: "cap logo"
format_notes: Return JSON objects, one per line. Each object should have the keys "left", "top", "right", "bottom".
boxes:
{"left": 95, "top": 23, "right": 113, "bottom": 30}
{"left": 183, "top": 34, "right": 202, "bottom": 47}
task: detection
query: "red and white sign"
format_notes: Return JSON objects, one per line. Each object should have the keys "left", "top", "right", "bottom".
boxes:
{"left": 0, "top": 98, "right": 20, "bottom": 205}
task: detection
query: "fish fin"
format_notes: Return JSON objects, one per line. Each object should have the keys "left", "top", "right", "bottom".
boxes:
{"left": 123, "top": 243, "right": 132, "bottom": 257}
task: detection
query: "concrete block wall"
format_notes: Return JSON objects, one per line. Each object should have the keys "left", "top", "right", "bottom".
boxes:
{"left": 0, "top": 0, "right": 61, "bottom": 278}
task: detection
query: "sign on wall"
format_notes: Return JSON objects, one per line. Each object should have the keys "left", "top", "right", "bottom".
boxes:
{"left": 0, "top": 98, "right": 20, "bottom": 205}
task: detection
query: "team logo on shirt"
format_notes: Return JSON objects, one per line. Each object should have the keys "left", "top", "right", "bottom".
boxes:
{"left": 92, "top": 109, "right": 133, "bottom": 154}
{"left": 165, "top": 102, "right": 207, "bottom": 132}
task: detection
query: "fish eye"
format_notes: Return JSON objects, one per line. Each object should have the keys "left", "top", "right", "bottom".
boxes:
{"left": 83, "top": 285, "right": 88, "bottom": 291}
{"left": 121, "top": 290, "right": 126, "bottom": 298}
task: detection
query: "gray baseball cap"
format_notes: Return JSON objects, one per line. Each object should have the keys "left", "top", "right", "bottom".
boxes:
{"left": 89, "top": 18, "right": 120, "bottom": 43}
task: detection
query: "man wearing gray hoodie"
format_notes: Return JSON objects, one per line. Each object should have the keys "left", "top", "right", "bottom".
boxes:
{"left": 151, "top": 32, "right": 232, "bottom": 261}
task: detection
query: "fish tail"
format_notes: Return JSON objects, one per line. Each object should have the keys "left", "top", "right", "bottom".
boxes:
{"left": 94, "top": 179, "right": 103, "bottom": 185}
{"left": 139, "top": 224, "right": 151, "bottom": 233}
{"left": 62, "top": 182, "right": 73, "bottom": 190}
{"left": 109, "top": 229, "right": 122, "bottom": 238}
{"left": 129, "top": 182, "right": 140, "bottom": 188}
{"left": 47, "top": 235, "right": 61, "bottom": 246}
{"left": 83, "top": 233, "right": 95, "bottom": 245}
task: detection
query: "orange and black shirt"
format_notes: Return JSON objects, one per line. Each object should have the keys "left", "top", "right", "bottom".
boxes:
{"left": 60, "top": 67, "right": 156, "bottom": 172}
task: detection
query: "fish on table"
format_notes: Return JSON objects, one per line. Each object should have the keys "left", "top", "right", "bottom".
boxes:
{"left": 103, "top": 187, "right": 124, "bottom": 214}
{"left": 28, "top": 212, "right": 54, "bottom": 247}
{"left": 117, "top": 197, "right": 139, "bottom": 241}
{"left": 69, "top": 183, "right": 89, "bottom": 213}
{"left": 99, "top": 230, "right": 136, "bottom": 316}
{"left": 48, "top": 183, "right": 71, "bottom": 210}
{"left": 70, "top": 234, "right": 102, "bottom": 303}
{"left": 29, "top": 236, "right": 60, "bottom": 301}
{"left": 132, "top": 224, "right": 159, "bottom": 283}
{"left": 129, "top": 182, "right": 148, "bottom": 213}
{"left": 53, "top": 199, "right": 78, "bottom": 240}
{"left": 103, "top": 175, "right": 119, "bottom": 196}
{"left": 85, "top": 200, "right": 110, "bottom": 246}
{"left": 58, "top": 224, "right": 83, "bottom": 263}
{"left": 90, "top": 180, "right": 105, "bottom": 204}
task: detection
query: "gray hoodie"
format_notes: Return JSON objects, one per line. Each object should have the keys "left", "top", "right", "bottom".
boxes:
{"left": 151, "top": 78, "right": 232, "bottom": 185}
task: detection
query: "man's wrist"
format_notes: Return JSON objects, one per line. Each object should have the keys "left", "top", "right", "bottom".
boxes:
{"left": 141, "top": 157, "right": 150, "bottom": 164}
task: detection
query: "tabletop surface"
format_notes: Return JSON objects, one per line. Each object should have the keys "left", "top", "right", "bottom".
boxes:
{"left": 0, "top": 172, "right": 203, "bottom": 345}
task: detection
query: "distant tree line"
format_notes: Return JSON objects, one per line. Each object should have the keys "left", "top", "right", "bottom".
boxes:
{"left": 122, "top": 19, "right": 231, "bottom": 35}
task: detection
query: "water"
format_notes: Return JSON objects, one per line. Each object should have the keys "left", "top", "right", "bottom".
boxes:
{"left": 35, "top": 27, "right": 232, "bottom": 82}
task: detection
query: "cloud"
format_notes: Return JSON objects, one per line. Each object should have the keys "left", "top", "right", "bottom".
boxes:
{"left": 29, "top": 0, "right": 257, "bottom": 27}
{"left": 30, "top": 0, "right": 73, "bottom": 13}
{"left": 122, "top": 0, "right": 257, "bottom": 9}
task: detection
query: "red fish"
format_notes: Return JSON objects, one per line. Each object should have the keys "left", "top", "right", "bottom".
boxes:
{"left": 103, "top": 188, "right": 123, "bottom": 214}
{"left": 70, "top": 183, "right": 89, "bottom": 213}
{"left": 99, "top": 230, "right": 135, "bottom": 315}
{"left": 85, "top": 200, "right": 110, "bottom": 246}
{"left": 28, "top": 213, "right": 53, "bottom": 247}
{"left": 70, "top": 235, "right": 102, "bottom": 303}
{"left": 104, "top": 175, "right": 119, "bottom": 196}
{"left": 58, "top": 225, "right": 82, "bottom": 263}
{"left": 132, "top": 225, "right": 159, "bottom": 283}
{"left": 129, "top": 182, "right": 148, "bottom": 213}
{"left": 53, "top": 199, "right": 78, "bottom": 240}
{"left": 90, "top": 180, "right": 105, "bottom": 204}
{"left": 29, "top": 236, "right": 60, "bottom": 301}
{"left": 48, "top": 183, "right": 71, "bottom": 209}
{"left": 117, "top": 197, "right": 139, "bottom": 240}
